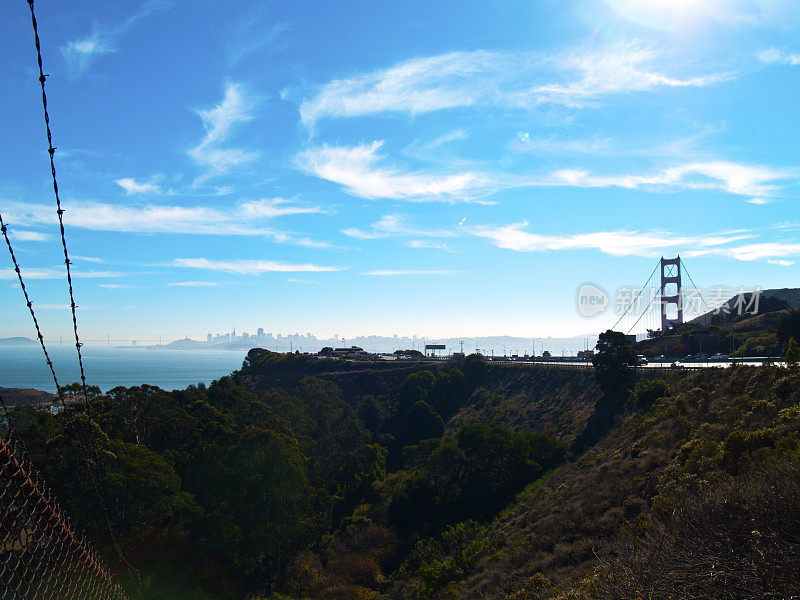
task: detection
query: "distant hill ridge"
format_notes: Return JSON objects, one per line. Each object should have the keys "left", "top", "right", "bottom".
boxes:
{"left": 0, "top": 337, "right": 35, "bottom": 345}
{"left": 689, "top": 286, "right": 800, "bottom": 326}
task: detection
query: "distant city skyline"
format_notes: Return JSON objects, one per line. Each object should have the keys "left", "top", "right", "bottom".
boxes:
{"left": 2, "top": 0, "right": 799, "bottom": 342}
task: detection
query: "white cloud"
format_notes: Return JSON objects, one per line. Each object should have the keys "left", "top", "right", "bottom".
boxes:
{"left": 471, "top": 222, "right": 753, "bottom": 257}
{"left": 189, "top": 83, "right": 260, "bottom": 181}
{"left": 116, "top": 178, "right": 160, "bottom": 195}
{"left": 168, "top": 281, "right": 219, "bottom": 287}
{"left": 98, "top": 283, "right": 137, "bottom": 289}
{"left": 173, "top": 258, "right": 345, "bottom": 275}
{"left": 342, "top": 214, "right": 455, "bottom": 239}
{"left": 767, "top": 259, "right": 795, "bottom": 266}
{"left": 297, "top": 141, "right": 484, "bottom": 201}
{"left": 757, "top": 48, "right": 800, "bottom": 66}
{"left": 0, "top": 268, "right": 123, "bottom": 280}
{"left": 2, "top": 197, "right": 323, "bottom": 243}
{"left": 361, "top": 269, "right": 460, "bottom": 276}
{"left": 718, "top": 242, "right": 800, "bottom": 262}
{"left": 407, "top": 240, "right": 454, "bottom": 251}
{"left": 298, "top": 140, "right": 790, "bottom": 202}
{"left": 61, "top": 29, "right": 114, "bottom": 78}
{"left": 547, "top": 161, "right": 790, "bottom": 198}
{"left": 300, "top": 44, "right": 730, "bottom": 126}
{"left": 72, "top": 255, "right": 106, "bottom": 263}
{"left": 239, "top": 198, "right": 324, "bottom": 218}
{"left": 9, "top": 230, "right": 49, "bottom": 242}
{"left": 472, "top": 221, "right": 800, "bottom": 264}
{"left": 60, "top": 1, "right": 171, "bottom": 78}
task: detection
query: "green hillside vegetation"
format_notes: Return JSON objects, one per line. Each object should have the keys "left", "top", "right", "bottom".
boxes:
{"left": 5, "top": 348, "right": 800, "bottom": 599}
{"left": 637, "top": 300, "right": 800, "bottom": 359}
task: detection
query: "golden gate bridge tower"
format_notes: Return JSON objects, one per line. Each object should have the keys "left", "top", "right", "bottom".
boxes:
{"left": 660, "top": 256, "right": 684, "bottom": 332}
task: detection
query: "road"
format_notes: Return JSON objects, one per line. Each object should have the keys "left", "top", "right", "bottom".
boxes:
{"left": 490, "top": 358, "right": 785, "bottom": 369}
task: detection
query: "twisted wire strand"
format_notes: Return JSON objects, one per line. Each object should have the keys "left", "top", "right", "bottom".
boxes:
{"left": 0, "top": 214, "right": 64, "bottom": 398}
{"left": 25, "top": 0, "right": 89, "bottom": 403}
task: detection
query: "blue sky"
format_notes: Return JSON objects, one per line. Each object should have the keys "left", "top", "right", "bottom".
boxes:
{"left": 1, "top": 0, "right": 799, "bottom": 341}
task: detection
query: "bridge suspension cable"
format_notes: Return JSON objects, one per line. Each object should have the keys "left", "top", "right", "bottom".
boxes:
{"left": 609, "top": 260, "right": 660, "bottom": 332}
{"left": 679, "top": 257, "right": 711, "bottom": 312}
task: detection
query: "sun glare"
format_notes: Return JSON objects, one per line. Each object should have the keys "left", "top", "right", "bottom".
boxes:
{"left": 603, "top": 0, "right": 714, "bottom": 31}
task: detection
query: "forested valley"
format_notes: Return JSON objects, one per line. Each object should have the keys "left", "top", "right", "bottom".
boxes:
{"left": 7, "top": 350, "right": 800, "bottom": 599}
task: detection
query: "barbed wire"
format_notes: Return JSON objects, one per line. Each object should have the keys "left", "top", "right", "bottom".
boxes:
{"left": 25, "top": 0, "right": 89, "bottom": 404}
{"left": 0, "top": 2, "right": 146, "bottom": 596}
{"left": 0, "top": 215, "right": 64, "bottom": 398}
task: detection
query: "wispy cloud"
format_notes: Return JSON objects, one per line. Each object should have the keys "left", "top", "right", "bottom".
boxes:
{"left": 342, "top": 214, "right": 455, "bottom": 239}
{"left": 361, "top": 269, "right": 461, "bottom": 276}
{"left": 98, "top": 283, "right": 137, "bottom": 289}
{"left": 239, "top": 198, "right": 324, "bottom": 218}
{"left": 173, "top": 258, "right": 345, "bottom": 275}
{"left": 189, "top": 83, "right": 260, "bottom": 182}
{"left": 471, "top": 222, "right": 753, "bottom": 257}
{"left": 407, "top": 240, "right": 456, "bottom": 252}
{"left": 298, "top": 139, "right": 791, "bottom": 202}
{"left": 297, "top": 141, "right": 485, "bottom": 201}
{"left": 60, "top": 0, "right": 171, "bottom": 78}
{"left": 300, "top": 44, "right": 730, "bottom": 127}
{"left": 227, "top": 8, "right": 289, "bottom": 67}
{"left": 116, "top": 177, "right": 161, "bottom": 195}
{"left": 0, "top": 268, "right": 123, "bottom": 280}
{"left": 167, "top": 281, "right": 219, "bottom": 287}
{"left": 757, "top": 48, "right": 800, "bottom": 66}
{"left": 700, "top": 242, "right": 800, "bottom": 262}
{"left": 8, "top": 230, "right": 49, "bottom": 242}
{"left": 72, "top": 255, "right": 106, "bottom": 263}
{"left": 3, "top": 197, "right": 324, "bottom": 244}
{"left": 471, "top": 221, "right": 800, "bottom": 264}
{"left": 546, "top": 161, "right": 791, "bottom": 199}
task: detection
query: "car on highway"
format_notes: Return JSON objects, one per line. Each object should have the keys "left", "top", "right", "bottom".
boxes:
{"left": 637, "top": 355, "right": 648, "bottom": 365}
{"left": 710, "top": 353, "right": 729, "bottom": 360}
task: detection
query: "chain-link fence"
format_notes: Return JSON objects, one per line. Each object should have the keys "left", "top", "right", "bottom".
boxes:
{"left": 0, "top": 433, "right": 127, "bottom": 600}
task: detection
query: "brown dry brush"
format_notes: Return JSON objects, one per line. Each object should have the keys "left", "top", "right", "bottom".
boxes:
{"left": 581, "top": 458, "right": 800, "bottom": 600}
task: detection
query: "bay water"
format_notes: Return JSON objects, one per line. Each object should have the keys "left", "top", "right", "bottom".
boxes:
{"left": 0, "top": 344, "right": 248, "bottom": 393}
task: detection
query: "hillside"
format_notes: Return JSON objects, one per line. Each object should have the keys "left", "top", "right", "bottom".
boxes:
{"left": 637, "top": 292, "right": 800, "bottom": 359}
{"left": 0, "top": 386, "right": 55, "bottom": 406}
{"left": 4, "top": 352, "right": 800, "bottom": 600}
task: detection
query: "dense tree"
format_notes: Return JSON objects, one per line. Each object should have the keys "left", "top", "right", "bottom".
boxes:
{"left": 778, "top": 309, "right": 800, "bottom": 343}
{"left": 786, "top": 337, "right": 800, "bottom": 367}
{"left": 400, "top": 400, "right": 445, "bottom": 446}
{"left": 462, "top": 353, "right": 488, "bottom": 385}
{"left": 397, "top": 370, "right": 436, "bottom": 415}
{"left": 387, "top": 424, "right": 565, "bottom": 532}
{"left": 592, "top": 330, "right": 638, "bottom": 392}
